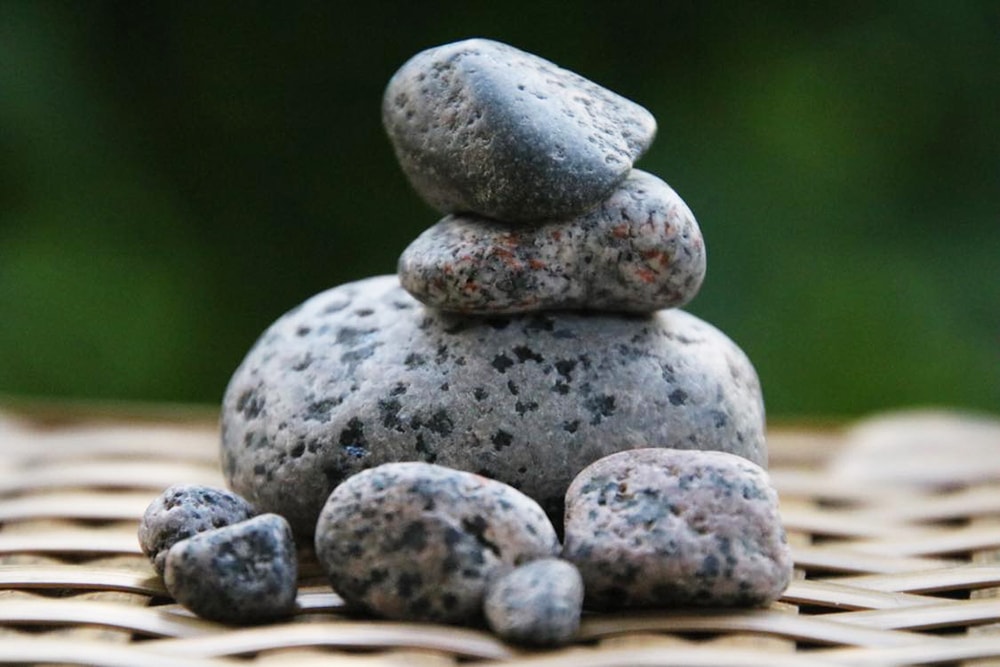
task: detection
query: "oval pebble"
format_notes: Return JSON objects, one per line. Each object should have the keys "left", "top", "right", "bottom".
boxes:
{"left": 383, "top": 38, "right": 656, "bottom": 222}
{"left": 563, "top": 448, "right": 792, "bottom": 609}
{"left": 483, "top": 558, "right": 584, "bottom": 646}
{"left": 138, "top": 484, "right": 256, "bottom": 576}
{"left": 398, "top": 170, "right": 705, "bottom": 314}
{"left": 314, "top": 462, "right": 559, "bottom": 624}
{"left": 164, "top": 513, "right": 298, "bottom": 624}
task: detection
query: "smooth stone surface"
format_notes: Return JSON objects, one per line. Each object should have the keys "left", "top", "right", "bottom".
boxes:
{"left": 314, "top": 462, "right": 559, "bottom": 623}
{"left": 138, "top": 484, "right": 256, "bottom": 575}
{"left": 483, "top": 558, "right": 584, "bottom": 646}
{"left": 164, "top": 514, "right": 298, "bottom": 624}
{"left": 563, "top": 448, "right": 792, "bottom": 609}
{"left": 383, "top": 38, "right": 656, "bottom": 222}
{"left": 398, "top": 170, "right": 705, "bottom": 314}
{"left": 221, "top": 275, "right": 765, "bottom": 537}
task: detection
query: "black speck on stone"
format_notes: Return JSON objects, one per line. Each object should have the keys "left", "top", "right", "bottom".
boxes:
{"left": 492, "top": 354, "right": 515, "bottom": 373}
{"left": 584, "top": 394, "right": 617, "bottom": 425}
{"left": 425, "top": 410, "right": 454, "bottom": 436}
{"left": 473, "top": 387, "right": 489, "bottom": 401}
{"left": 491, "top": 429, "right": 513, "bottom": 451}
{"left": 513, "top": 345, "right": 544, "bottom": 363}
{"left": 669, "top": 389, "right": 688, "bottom": 406}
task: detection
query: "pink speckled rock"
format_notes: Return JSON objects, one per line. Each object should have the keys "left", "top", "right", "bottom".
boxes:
{"left": 563, "top": 448, "right": 791, "bottom": 609}
{"left": 398, "top": 170, "right": 705, "bottom": 315}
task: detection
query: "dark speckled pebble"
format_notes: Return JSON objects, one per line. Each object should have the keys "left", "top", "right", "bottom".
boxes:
{"left": 383, "top": 38, "right": 656, "bottom": 222}
{"left": 164, "top": 513, "right": 298, "bottom": 624}
{"left": 563, "top": 448, "right": 792, "bottom": 610}
{"left": 398, "top": 170, "right": 705, "bottom": 314}
{"left": 221, "top": 275, "right": 766, "bottom": 538}
{"left": 138, "top": 484, "right": 257, "bottom": 576}
{"left": 483, "top": 558, "right": 584, "bottom": 646}
{"left": 314, "top": 462, "right": 559, "bottom": 624}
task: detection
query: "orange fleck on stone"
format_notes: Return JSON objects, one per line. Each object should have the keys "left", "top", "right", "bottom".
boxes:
{"left": 612, "top": 224, "right": 629, "bottom": 239}
{"left": 528, "top": 259, "right": 546, "bottom": 270}
{"left": 551, "top": 230, "right": 563, "bottom": 242}
{"left": 636, "top": 268, "right": 657, "bottom": 284}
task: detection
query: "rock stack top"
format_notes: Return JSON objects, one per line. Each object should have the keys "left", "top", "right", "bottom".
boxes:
{"left": 383, "top": 38, "right": 657, "bottom": 223}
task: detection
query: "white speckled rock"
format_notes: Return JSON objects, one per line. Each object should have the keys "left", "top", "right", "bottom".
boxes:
{"left": 398, "top": 170, "right": 705, "bottom": 314}
{"left": 383, "top": 38, "right": 656, "bottom": 222}
{"left": 483, "top": 558, "right": 584, "bottom": 646}
{"left": 221, "top": 275, "right": 765, "bottom": 537}
{"left": 138, "top": 484, "right": 257, "bottom": 575}
{"left": 164, "top": 514, "right": 298, "bottom": 624}
{"left": 314, "top": 462, "right": 559, "bottom": 623}
{"left": 563, "top": 448, "right": 792, "bottom": 609}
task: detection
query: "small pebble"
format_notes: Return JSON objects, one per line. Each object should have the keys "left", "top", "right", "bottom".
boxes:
{"left": 164, "top": 513, "right": 298, "bottom": 624}
{"left": 483, "top": 558, "right": 584, "bottom": 646}
{"left": 383, "top": 38, "right": 656, "bottom": 222}
{"left": 398, "top": 170, "right": 705, "bottom": 314}
{"left": 563, "top": 448, "right": 792, "bottom": 609}
{"left": 314, "top": 462, "right": 560, "bottom": 624}
{"left": 138, "top": 484, "right": 256, "bottom": 575}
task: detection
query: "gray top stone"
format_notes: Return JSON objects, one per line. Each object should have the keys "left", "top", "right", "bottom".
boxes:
{"left": 483, "top": 558, "right": 584, "bottom": 646}
{"left": 314, "top": 462, "right": 559, "bottom": 623}
{"left": 164, "top": 513, "right": 298, "bottom": 624}
{"left": 221, "top": 275, "right": 765, "bottom": 538}
{"left": 383, "top": 38, "right": 657, "bottom": 222}
{"left": 563, "top": 448, "right": 792, "bottom": 610}
{"left": 137, "top": 484, "right": 257, "bottom": 576}
{"left": 398, "top": 170, "right": 705, "bottom": 314}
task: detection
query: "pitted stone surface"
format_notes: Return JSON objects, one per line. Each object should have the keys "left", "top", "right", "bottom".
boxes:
{"left": 563, "top": 448, "right": 792, "bottom": 610}
{"left": 221, "top": 275, "right": 765, "bottom": 537}
{"left": 164, "top": 514, "right": 298, "bottom": 624}
{"left": 314, "top": 462, "right": 559, "bottom": 623}
{"left": 138, "top": 484, "right": 257, "bottom": 575}
{"left": 398, "top": 170, "right": 705, "bottom": 314}
{"left": 483, "top": 558, "right": 584, "bottom": 646}
{"left": 383, "top": 38, "right": 656, "bottom": 222}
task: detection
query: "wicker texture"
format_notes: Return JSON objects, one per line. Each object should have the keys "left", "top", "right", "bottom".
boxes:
{"left": 2, "top": 408, "right": 1000, "bottom": 666}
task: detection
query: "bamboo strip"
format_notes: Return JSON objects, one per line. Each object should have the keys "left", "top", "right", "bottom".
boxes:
{"left": 0, "top": 491, "right": 154, "bottom": 523}
{"left": 0, "top": 461, "right": 223, "bottom": 495}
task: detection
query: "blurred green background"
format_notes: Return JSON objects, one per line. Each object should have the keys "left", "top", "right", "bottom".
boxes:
{"left": 1, "top": 1, "right": 997, "bottom": 418}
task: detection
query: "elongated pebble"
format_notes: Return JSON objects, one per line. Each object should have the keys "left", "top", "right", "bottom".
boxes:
{"left": 398, "top": 170, "right": 705, "bottom": 314}
{"left": 563, "top": 448, "right": 792, "bottom": 609}
{"left": 164, "top": 513, "right": 298, "bottom": 624}
{"left": 314, "top": 462, "right": 559, "bottom": 623}
{"left": 138, "top": 484, "right": 256, "bottom": 575}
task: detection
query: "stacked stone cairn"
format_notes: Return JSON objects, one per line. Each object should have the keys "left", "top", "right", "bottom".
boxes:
{"left": 139, "top": 39, "right": 792, "bottom": 646}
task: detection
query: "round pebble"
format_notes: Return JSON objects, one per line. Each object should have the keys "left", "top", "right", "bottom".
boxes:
{"left": 383, "top": 38, "right": 656, "bottom": 222}
{"left": 164, "top": 513, "right": 298, "bottom": 624}
{"left": 314, "top": 462, "right": 559, "bottom": 624}
{"left": 138, "top": 484, "right": 256, "bottom": 575}
{"left": 483, "top": 558, "right": 584, "bottom": 646}
{"left": 398, "top": 170, "right": 705, "bottom": 314}
{"left": 221, "top": 275, "right": 766, "bottom": 537}
{"left": 563, "top": 448, "right": 792, "bottom": 609}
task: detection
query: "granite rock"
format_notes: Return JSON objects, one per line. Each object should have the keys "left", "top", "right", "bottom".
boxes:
{"left": 483, "top": 558, "right": 584, "bottom": 646}
{"left": 398, "top": 170, "right": 705, "bottom": 314}
{"left": 221, "top": 275, "right": 765, "bottom": 537}
{"left": 314, "top": 462, "right": 559, "bottom": 623}
{"left": 164, "top": 513, "right": 298, "bottom": 624}
{"left": 138, "top": 484, "right": 257, "bottom": 576}
{"left": 383, "top": 38, "right": 656, "bottom": 222}
{"left": 563, "top": 448, "right": 791, "bottom": 609}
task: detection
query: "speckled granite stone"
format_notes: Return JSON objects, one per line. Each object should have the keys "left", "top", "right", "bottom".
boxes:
{"left": 164, "top": 513, "right": 298, "bottom": 624}
{"left": 221, "top": 275, "right": 765, "bottom": 537}
{"left": 483, "top": 558, "right": 584, "bottom": 646}
{"left": 314, "top": 462, "right": 559, "bottom": 623}
{"left": 138, "top": 484, "right": 257, "bottom": 576}
{"left": 398, "top": 170, "right": 705, "bottom": 314}
{"left": 563, "top": 448, "right": 791, "bottom": 609}
{"left": 383, "top": 38, "right": 656, "bottom": 222}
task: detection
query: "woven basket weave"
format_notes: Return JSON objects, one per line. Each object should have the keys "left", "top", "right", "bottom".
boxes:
{"left": 2, "top": 405, "right": 1000, "bottom": 666}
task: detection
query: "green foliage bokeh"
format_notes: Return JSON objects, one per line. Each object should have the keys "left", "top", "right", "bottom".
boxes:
{"left": 1, "top": 1, "right": 997, "bottom": 417}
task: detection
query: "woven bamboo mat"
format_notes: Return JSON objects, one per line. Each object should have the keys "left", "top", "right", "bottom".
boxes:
{"left": 2, "top": 406, "right": 1000, "bottom": 666}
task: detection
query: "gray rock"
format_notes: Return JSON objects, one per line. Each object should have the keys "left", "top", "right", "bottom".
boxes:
{"left": 383, "top": 38, "right": 656, "bottom": 222}
{"left": 563, "top": 448, "right": 792, "bottom": 609}
{"left": 314, "top": 462, "right": 559, "bottom": 623}
{"left": 483, "top": 558, "right": 584, "bottom": 646}
{"left": 221, "top": 275, "right": 765, "bottom": 538}
{"left": 398, "top": 170, "right": 705, "bottom": 314}
{"left": 164, "top": 513, "right": 298, "bottom": 624}
{"left": 138, "top": 484, "right": 256, "bottom": 575}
